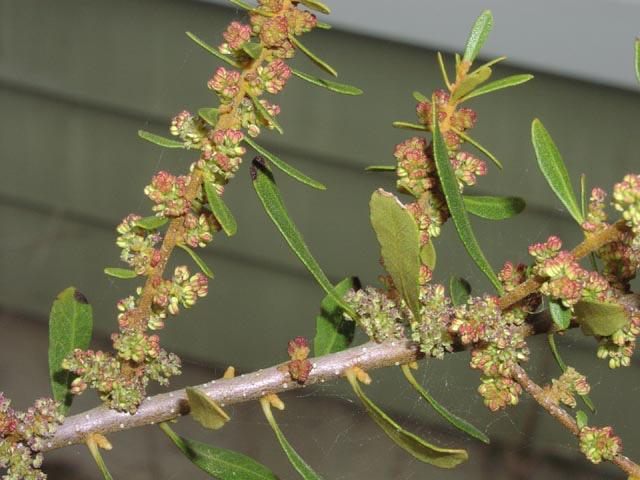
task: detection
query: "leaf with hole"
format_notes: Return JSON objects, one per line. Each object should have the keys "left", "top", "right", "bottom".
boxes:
{"left": 314, "top": 277, "right": 360, "bottom": 356}
{"left": 462, "top": 195, "right": 525, "bottom": 220}
{"left": 49, "top": 287, "right": 93, "bottom": 415}
{"left": 347, "top": 371, "right": 468, "bottom": 468}
{"left": 205, "top": 182, "right": 237, "bottom": 236}
{"left": 177, "top": 244, "right": 214, "bottom": 279}
{"left": 463, "top": 10, "right": 493, "bottom": 62}
{"left": 104, "top": 268, "right": 138, "bottom": 279}
{"left": 138, "top": 130, "right": 184, "bottom": 149}
{"left": 186, "top": 31, "right": 241, "bottom": 68}
{"left": 531, "top": 119, "right": 584, "bottom": 224}
{"left": 160, "top": 423, "right": 279, "bottom": 479}
{"left": 574, "top": 300, "right": 629, "bottom": 337}
{"left": 289, "top": 35, "right": 337, "bottom": 77}
{"left": 186, "top": 387, "right": 230, "bottom": 430}
{"left": 460, "top": 74, "right": 533, "bottom": 101}
{"left": 449, "top": 276, "right": 471, "bottom": 306}
{"left": 370, "top": 189, "right": 422, "bottom": 321}
{"left": 291, "top": 69, "right": 362, "bottom": 95}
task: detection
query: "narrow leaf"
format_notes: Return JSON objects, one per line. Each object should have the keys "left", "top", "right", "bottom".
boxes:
{"left": 547, "top": 334, "right": 596, "bottom": 412}
{"left": 460, "top": 74, "right": 533, "bottom": 101}
{"left": 86, "top": 438, "right": 114, "bottom": 480}
{"left": 243, "top": 136, "right": 326, "bottom": 190}
{"left": 198, "top": 108, "right": 220, "bottom": 127}
{"left": 205, "top": 182, "right": 237, "bottom": 236}
{"left": 346, "top": 371, "right": 468, "bottom": 468}
{"left": 437, "top": 52, "right": 452, "bottom": 89}
{"left": 291, "top": 69, "right": 362, "bottom": 95}
{"left": 463, "top": 10, "right": 493, "bottom": 62}
{"left": 247, "top": 92, "right": 283, "bottom": 134}
{"left": 576, "top": 410, "right": 589, "bottom": 429}
{"left": 250, "top": 158, "right": 357, "bottom": 319}
{"left": 401, "top": 365, "right": 489, "bottom": 444}
{"left": 462, "top": 195, "right": 525, "bottom": 220}
{"left": 315, "top": 21, "right": 331, "bottom": 30}
{"left": 186, "top": 31, "right": 241, "bottom": 68}
{"left": 449, "top": 276, "right": 471, "bottom": 306}
{"left": 635, "top": 38, "right": 640, "bottom": 85}
{"left": 420, "top": 239, "right": 436, "bottom": 270}
{"left": 549, "top": 299, "right": 571, "bottom": 330}
{"left": 574, "top": 299, "right": 629, "bottom": 337}
{"left": 453, "top": 128, "right": 502, "bottom": 169}
{"left": 138, "top": 130, "right": 184, "bottom": 149}
{"left": 289, "top": 35, "right": 337, "bottom": 77}
{"left": 392, "top": 121, "right": 427, "bottom": 131}
{"left": 134, "top": 216, "right": 168, "bottom": 230}
{"left": 369, "top": 189, "right": 422, "bottom": 321}
{"left": 365, "top": 165, "right": 396, "bottom": 172}
{"left": 242, "top": 42, "right": 263, "bottom": 59}
{"left": 260, "top": 399, "right": 324, "bottom": 480}
{"left": 531, "top": 119, "right": 584, "bottom": 224}
{"left": 160, "top": 423, "right": 279, "bottom": 480}
{"left": 186, "top": 387, "right": 230, "bottom": 430}
{"left": 432, "top": 112, "right": 503, "bottom": 293}
{"left": 314, "top": 277, "right": 360, "bottom": 356}
{"left": 104, "top": 268, "right": 138, "bottom": 279}
{"left": 451, "top": 66, "right": 492, "bottom": 101}
{"left": 177, "top": 244, "right": 214, "bottom": 279}
{"left": 298, "top": 0, "right": 330, "bottom": 14}
{"left": 48, "top": 287, "right": 93, "bottom": 415}
{"left": 413, "top": 91, "right": 430, "bottom": 103}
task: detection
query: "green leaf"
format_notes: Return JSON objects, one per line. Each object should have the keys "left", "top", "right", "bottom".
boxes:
{"left": 369, "top": 189, "right": 422, "bottom": 321}
{"left": 243, "top": 136, "right": 326, "bottom": 190}
{"left": 86, "top": 438, "right": 114, "bottom": 480}
{"left": 413, "top": 91, "right": 430, "bottom": 103}
{"left": 451, "top": 66, "right": 492, "bottom": 101}
{"left": 346, "top": 371, "right": 468, "bottom": 468}
{"left": 246, "top": 92, "right": 283, "bottom": 134}
{"left": 420, "top": 239, "right": 436, "bottom": 270}
{"left": 177, "top": 244, "right": 214, "bottom": 279}
{"left": 460, "top": 74, "right": 534, "bottom": 101}
{"left": 365, "top": 165, "right": 396, "bottom": 172}
{"left": 104, "top": 268, "right": 138, "bottom": 279}
{"left": 437, "top": 52, "right": 452, "bottom": 89}
{"left": 48, "top": 287, "right": 93, "bottom": 415}
{"left": 392, "top": 121, "right": 428, "bottom": 131}
{"left": 453, "top": 128, "right": 502, "bottom": 169}
{"left": 289, "top": 35, "right": 337, "bottom": 77}
{"left": 198, "top": 108, "right": 220, "bottom": 127}
{"left": 576, "top": 410, "right": 589, "bottom": 430}
{"left": 432, "top": 112, "right": 503, "bottom": 293}
{"left": 574, "top": 299, "right": 629, "bottom": 337}
{"left": 298, "top": 0, "right": 330, "bottom": 14}
{"left": 242, "top": 42, "right": 263, "bottom": 59}
{"left": 186, "top": 387, "right": 230, "bottom": 430}
{"left": 463, "top": 10, "right": 493, "bottom": 63}
{"left": 260, "top": 399, "right": 324, "bottom": 480}
{"left": 635, "top": 38, "right": 640, "bottom": 85}
{"left": 160, "top": 423, "right": 279, "bottom": 480}
{"left": 315, "top": 21, "right": 331, "bottom": 30}
{"left": 549, "top": 299, "right": 571, "bottom": 330}
{"left": 531, "top": 119, "right": 584, "bottom": 224}
{"left": 401, "top": 365, "right": 489, "bottom": 444}
{"left": 462, "top": 195, "right": 525, "bottom": 220}
{"left": 138, "top": 130, "right": 184, "bottom": 149}
{"left": 205, "top": 182, "right": 237, "bottom": 236}
{"left": 134, "top": 216, "right": 169, "bottom": 230}
{"left": 547, "top": 334, "right": 596, "bottom": 412}
{"left": 449, "top": 276, "right": 471, "bottom": 306}
{"left": 291, "top": 69, "right": 362, "bottom": 95}
{"left": 186, "top": 31, "right": 241, "bottom": 68}
{"left": 314, "top": 277, "right": 360, "bottom": 356}
{"left": 250, "top": 159, "right": 357, "bottom": 319}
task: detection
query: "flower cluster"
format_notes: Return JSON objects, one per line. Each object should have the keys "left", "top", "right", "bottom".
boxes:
{"left": 343, "top": 287, "right": 406, "bottom": 342}
{"left": 543, "top": 367, "right": 590, "bottom": 408}
{"left": 613, "top": 174, "right": 640, "bottom": 246}
{"left": 410, "top": 284, "right": 454, "bottom": 358}
{"left": 596, "top": 308, "right": 640, "bottom": 368}
{"left": 116, "top": 214, "right": 163, "bottom": 275}
{"left": 170, "top": 110, "right": 206, "bottom": 148}
{"left": 579, "top": 425, "right": 622, "bottom": 464}
{"left": 0, "top": 393, "right": 63, "bottom": 479}
{"left": 144, "top": 171, "right": 192, "bottom": 217}
{"left": 287, "top": 337, "right": 312, "bottom": 383}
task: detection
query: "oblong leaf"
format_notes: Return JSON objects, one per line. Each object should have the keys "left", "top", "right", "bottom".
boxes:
{"left": 260, "top": 399, "right": 324, "bottom": 480}
{"left": 531, "top": 119, "right": 584, "bottom": 224}
{"left": 549, "top": 299, "right": 571, "bottom": 330}
{"left": 315, "top": 21, "right": 331, "bottom": 30}
{"left": 186, "top": 31, "right": 241, "bottom": 68}
{"left": 177, "top": 244, "right": 214, "bottom": 279}
{"left": 298, "top": 0, "right": 330, "bottom": 14}
{"left": 205, "top": 182, "right": 237, "bottom": 236}
{"left": 370, "top": 189, "right": 422, "bottom": 321}
{"left": 198, "top": 108, "right": 220, "bottom": 127}
{"left": 186, "top": 387, "right": 230, "bottom": 430}
{"left": 432, "top": 112, "right": 503, "bottom": 293}
{"left": 401, "top": 365, "right": 489, "bottom": 444}
{"left": 574, "top": 300, "right": 629, "bottom": 337}
{"left": 576, "top": 410, "right": 589, "bottom": 429}
{"left": 138, "top": 130, "right": 184, "bottom": 149}
{"left": 242, "top": 42, "right": 263, "bottom": 59}
{"left": 365, "top": 165, "right": 396, "bottom": 172}
{"left": 160, "top": 423, "right": 279, "bottom": 480}
{"left": 460, "top": 74, "right": 534, "bottom": 101}
{"left": 462, "top": 195, "right": 525, "bottom": 220}
{"left": 291, "top": 69, "right": 362, "bottom": 95}
{"left": 346, "top": 371, "right": 468, "bottom": 468}
{"left": 243, "top": 136, "right": 325, "bottom": 190}
{"left": 463, "top": 10, "right": 493, "bottom": 62}
{"left": 314, "top": 277, "right": 360, "bottom": 356}
{"left": 392, "top": 121, "right": 427, "bottom": 131}
{"left": 48, "top": 287, "right": 93, "bottom": 415}
{"left": 134, "top": 216, "right": 169, "bottom": 230}
{"left": 289, "top": 35, "right": 337, "bottom": 77}
{"left": 247, "top": 92, "right": 283, "bottom": 134}
{"left": 449, "top": 276, "right": 471, "bottom": 306}
{"left": 104, "top": 267, "right": 138, "bottom": 279}
{"left": 250, "top": 158, "right": 357, "bottom": 320}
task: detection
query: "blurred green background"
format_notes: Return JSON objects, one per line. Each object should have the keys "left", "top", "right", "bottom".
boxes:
{"left": 1, "top": 0, "right": 639, "bottom": 478}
